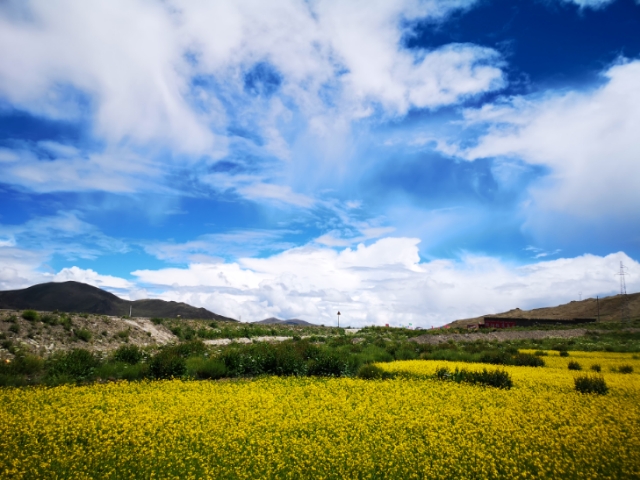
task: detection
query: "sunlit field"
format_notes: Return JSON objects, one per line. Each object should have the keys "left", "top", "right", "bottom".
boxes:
{"left": 1, "top": 351, "right": 639, "bottom": 479}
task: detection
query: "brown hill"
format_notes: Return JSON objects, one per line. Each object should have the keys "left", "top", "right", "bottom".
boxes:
{"left": 0, "top": 281, "right": 236, "bottom": 321}
{"left": 450, "top": 292, "right": 640, "bottom": 328}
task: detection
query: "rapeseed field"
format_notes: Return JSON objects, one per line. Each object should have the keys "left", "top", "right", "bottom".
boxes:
{"left": 1, "top": 351, "right": 639, "bottom": 479}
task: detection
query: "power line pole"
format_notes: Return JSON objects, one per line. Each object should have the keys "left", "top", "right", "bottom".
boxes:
{"left": 615, "top": 261, "right": 629, "bottom": 321}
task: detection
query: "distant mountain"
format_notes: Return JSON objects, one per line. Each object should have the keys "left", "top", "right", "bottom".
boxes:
{"left": 449, "top": 292, "right": 640, "bottom": 327}
{"left": 0, "top": 281, "right": 237, "bottom": 321}
{"left": 254, "top": 317, "right": 318, "bottom": 327}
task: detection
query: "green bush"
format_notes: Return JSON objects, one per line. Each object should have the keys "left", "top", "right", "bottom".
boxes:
{"left": 394, "top": 348, "right": 418, "bottom": 360}
{"left": 166, "top": 340, "right": 207, "bottom": 359}
{"left": 512, "top": 353, "right": 545, "bottom": 367}
{"left": 41, "top": 314, "right": 59, "bottom": 325}
{"left": 534, "top": 350, "right": 548, "bottom": 356}
{"left": 21, "top": 310, "right": 38, "bottom": 322}
{"left": 618, "top": 364, "right": 634, "bottom": 374}
{"left": 13, "top": 354, "right": 44, "bottom": 375}
{"left": 47, "top": 349, "right": 101, "bottom": 379}
{"left": 115, "top": 329, "right": 130, "bottom": 339}
{"left": 113, "top": 345, "right": 143, "bottom": 365}
{"left": 356, "top": 364, "right": 396, "bottom": 380}
{"left": 479, "top": 351, "right": 510, "bottom": 365}
{"left": 590, "top": 364, "right": 601, "bottom": 372}
{"left": 307, "top": 351, "right": 349, "bottom": 377}
{"left": 149, "top": 351, "right": 186, "bottom": 379}
{"left": 96, "top": 362, "right": 149, "bottom": 381}
{"left": 559, "top": 350, "right": 569, "bottom": 357}
{"left": 8, "top": 324, "right": 19, "bottom": 334}
{"left": 574, "top": 375, "right": 608, "bottom": 395}
{"left": 435, "top": 366, "right": 513, "bottom": 389}
{"left": 185, "top": 357, "right": 227, "bottom": 380}
{"left": 150, "top": 317, "right": 164, "bottom": 325}
{"left": 60, "top": 316, "right": 73, "bottom": 331}
{"left": 568, "top": 361, "right": 582, "bottom": 371}
{"left": 74, "top": 329, "right": 92, "bottom": 342}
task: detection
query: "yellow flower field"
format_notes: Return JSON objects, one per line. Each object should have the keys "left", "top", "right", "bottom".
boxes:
{"left": 1, "top": 351, "right": 639, "bottom": 479}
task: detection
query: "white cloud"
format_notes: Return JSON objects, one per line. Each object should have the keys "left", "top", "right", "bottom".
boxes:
{"left": 0, "top": 0, "right": 502, "bottom": 160}
{"left": 53, "top": 266, "right": 133, "bottom": 290}
{"left": 132, "top": 237, "right": 639, "bottom": 326}
{"left": 459, "top": 60, "right": 640, "bottom": 231}
{"left": 559, "top": 0, "right": 616, "bottom": 9}
{"left": 0, "top": 211, "right": 128, "bottom": 260}
{"left": 1, "top": 145, "right": 165, "bottom": 194}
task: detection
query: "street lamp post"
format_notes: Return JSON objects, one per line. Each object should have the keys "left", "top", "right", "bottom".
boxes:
{"left": 337, "top": 311, "right": 341, "bottom": 329}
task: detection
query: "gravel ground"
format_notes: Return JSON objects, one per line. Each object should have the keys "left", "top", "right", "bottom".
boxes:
{"left": 409, "top": 328, "right": 592, "bottom": 345}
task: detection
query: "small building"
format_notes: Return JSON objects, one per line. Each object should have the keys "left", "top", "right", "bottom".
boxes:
{"left": 480, "top": 317, "right": 596, "bottom": 328}
{"left": 484, "top": 319, "right": 517, "bottom": 329}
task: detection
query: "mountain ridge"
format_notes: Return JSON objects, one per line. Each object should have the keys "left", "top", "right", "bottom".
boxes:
{"left": 0, "top": 281, "right": 236, "bottom": 321}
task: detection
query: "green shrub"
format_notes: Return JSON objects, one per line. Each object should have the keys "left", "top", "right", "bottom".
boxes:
{"left": 10, "top": 354, "right": 44, "bottom": 375}
{"left": 149, "top": 351, "right": 186, "bottom": 379}
{"left": 534, "top": 350, "right": 548, "bottom": 356}
{"left": 74, "top": 329, "right": 92, "bottom": 342}
{"left": 568, "top": 361, "right": 582, "bottom": 371}
{"left": 21, "top": 310, "right": 38, "bottom": 322}
{"left": 590, "top": 364, "right": 601, "bottom": 372}
{"left": 166, "top": 340, "right": 206, "bottom": 359}
{"left": 60, "top": 316, "right": 73, "bottom": 330}
{"left": 479, "top": 351, "right": 510, "bottom": 365}
{"left": 41, "top": 314, "right": 59, "bottom": 325}
{"left": 307, "top": 351, "right": 348, "bottom": 377}
{"left": 47, "top": 349, "right": 101, "bottom": 379}
{"left": 435, "top": 366, "right": 513, "bottom": 389}
{"left": 559, "top": 350, "right": 569, "bottom": 357}
{"left": 512, "top": 353, "right": 545, "bottom": 367}
{"left": 394, "top": 348, "right": 418, "bottom": 360}
{"left": 96, "top": 362, "right": 149, "bottom": 381}
{"left": 5, "top": 315, "right": 17, "bottom": 323}
{"left": 8, "top": 324, "right": 19, "bottom": 334}
{"left": 574, "top": 375, "right": 608, "bottom": 395}
{"left": 121, "top": 363, "right": 149, "bottom": 381}
{"left": 1, "top": 340, "right": 15, "bottom": 354}
{"left": 185, "top": 357, "right": 227, "bottom": 380}
{"left": 356, "top": 364, "right": 396, "bottom": 380}
{"left": 150, "top": 317, "right": 164, "bottom": 325}
{"left": 113, "top": 345, "right": 143, "bottom": 365}
{"left": 116, "top": 329, "right": 130, "bottom": 339}
{"left": 618, "top": 364, "right": 634, "bottom": 374}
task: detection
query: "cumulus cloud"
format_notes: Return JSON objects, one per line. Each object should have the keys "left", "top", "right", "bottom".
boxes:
{"left": 53, "top": 266, "right": 133, "bottom": 290}
{"left": 132, "top": 237, "right": 639, "bottom": 326}
{"left": 456, "top": 60, "right": 640, "bottom": 242}
{"left": 0, "top": 0, "right": 502, "bottom": 157}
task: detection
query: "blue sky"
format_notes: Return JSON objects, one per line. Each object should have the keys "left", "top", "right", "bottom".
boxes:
{"left": 1, "top": 0, "right": 639, "bottom": 326}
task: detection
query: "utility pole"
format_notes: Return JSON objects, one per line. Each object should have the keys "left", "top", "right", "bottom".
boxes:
{"left": 579, "top": 292, "right": 582, "bottom": 301}
{"left": 615, "top": 261, "right": 629, "bottom": 321}
{"left": 337, "top": 311, "right": 341, "bottom": 329}
{"left": 129, "top": 305, "right": 132, "bottom": 318}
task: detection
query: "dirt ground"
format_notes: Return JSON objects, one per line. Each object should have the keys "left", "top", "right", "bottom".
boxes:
{"left": 409, "top": 328, "right": 639, "bottom": 345}
{"left": 0, "top": 309, "right": 177, "bottom": 358}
